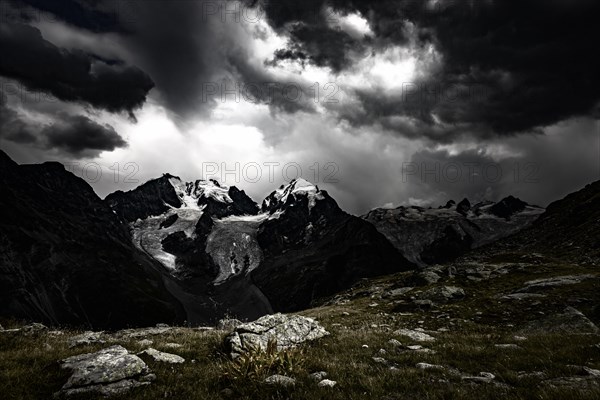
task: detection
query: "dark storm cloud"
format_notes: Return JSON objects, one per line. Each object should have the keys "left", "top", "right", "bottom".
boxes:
{"left": 227, "top": 51, "right": 317, "bottom": 115}
{"left": 43, "top": 114, "right": 126, "bottom": 155}
{"left": 0, "top": 97, "right": 38, "bottom": 143}
{"left": 253, "top": 0, "right": 600, "bottom": 138}
{"left": 270, "top": 24, "right": 362, "bottom": 72}
{"left": 0, "top": 96, "right": 126, "bottom": 157}
{"left": 0, "top": 22, "right": 154, "bottom": 116}
{"left": 8, "top": 0, "right": 125, "bottom": 33}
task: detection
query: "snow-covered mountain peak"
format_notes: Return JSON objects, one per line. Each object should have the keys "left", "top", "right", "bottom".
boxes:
{"left": 168, "top": 176, "right": 233, "bottom": 209}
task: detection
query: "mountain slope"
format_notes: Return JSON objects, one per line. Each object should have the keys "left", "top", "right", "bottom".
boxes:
{"left": 0, "top": 151, "right": 185, "bottom": 329}
{"left": 469, "top": 180, "right": 600, "bottom": 265}
{"left": 252, "top": 179, "right": 415, "bottom": 311}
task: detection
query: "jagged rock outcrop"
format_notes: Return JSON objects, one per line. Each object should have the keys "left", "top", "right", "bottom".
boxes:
{"left": 57, "top": 345, "right": 154, "bottom": 397}
{"left": 224, "top": 313, "right": 329, "bottom": 358}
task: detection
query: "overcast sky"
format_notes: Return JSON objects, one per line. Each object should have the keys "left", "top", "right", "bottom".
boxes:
{"left": 1, "top": 0, "right": 599, "bottom": 214}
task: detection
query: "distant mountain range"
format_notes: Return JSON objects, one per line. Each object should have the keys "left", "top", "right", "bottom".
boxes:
{"left": 5, "top": 151, "right": 590, "bottom": 330}
{"left": 363, "top": 197, "right": 544, "bottom": 266}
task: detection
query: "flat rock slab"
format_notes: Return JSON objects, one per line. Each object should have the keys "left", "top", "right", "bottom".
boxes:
{"left": 520, "top": 307, "right": 599, "bottom": 334}
{"left": 394, "top": 329, "right": 436, "bottom": 342}
{"left": 225, "top": 313, "right": 329, "bottom": 358}
{"left": 140, "top": 348, "right": 185, "bottom": 364}
{"left": 517, "top": 274, "right": 596, "bottom": 292}
{"left": 57, "top": 345, "right": 153, "bottom": 397}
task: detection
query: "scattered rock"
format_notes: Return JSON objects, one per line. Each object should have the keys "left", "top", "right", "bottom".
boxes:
{"left": 416, "top": 286, "right": 465, "bottom": 303}
{"left": 22, "top": 323, "right": 48, "bottom": 335}
{"left": 369, "top": 303, "right": 379, "bottom": 307}
{"left": 318, "top": 379, "right": 337, "bottom": 388}
{"left": 68, "top": 331, "right": 105, "bottom": 348}
{"left": 137, "top": 339, "right": 153, "bottom": 347}
{"left": 140, "top": 348, "right": 185, "bottom": 364}
{"left": 479, "top": 372, "right": 496, "bottom": 380}
{"left": 416, "top": 363, "right": 444, "bottom": 370}
{"left": 372, "top": 357, "right": 388, "bottom": 364}
{"left": 494, "top": 344, "right": 520, "bottom": 349}
{"left": 163, "top": 343, "right": 182, "bottom": 349}
{"left": 57, "top": 345, "right": 152, "bottom": 397}
{"left": 387, "top": 339, "right": 402, "bottom": 348}
{"left": 217, "top": 318, "right": 243, "bottom": 331}
{"left": 383, "top": 287, "right": 414, "bottom": 299}
{"left": 520, "top": 307, "right": 599, "bottom": 334}
{"left": 155, "top": 323, "right": 170, "bottom": 328}
{"left": 394, "top": 328, "right": 435, "bottom": 342}
{"left": 584, "top": 367, "right": 600, "bottom": 377}
{"left": 362, "top": 344, "right": 369, "bottom": 349}
{"left": 264, "top": 375, "right": 296, "bottom": 387}
{"left": 224, "top": 313, "right": 329, "bottom": 358}
{"left": 341, "top": 312, "right": 350, "bottom": 316}
{"left": 115, "top": 326, "right": 173, "bottom": 340}
{"left": 406, "top": 345, "right": 423, "bottom": 350}
{"left": 309, "top": 371, "right": 328, "bottom": 382}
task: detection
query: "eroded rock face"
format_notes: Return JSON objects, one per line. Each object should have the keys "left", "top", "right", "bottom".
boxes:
{"left": 224, "top": 313, "right": 329, "bottom": 358}
{"left": 57, "top": 345, "right": 153, "bottom": 397}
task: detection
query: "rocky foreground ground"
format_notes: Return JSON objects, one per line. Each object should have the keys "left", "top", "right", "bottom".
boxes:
{"left": 1, "top": 251, "right": 599, "bottom": 400}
